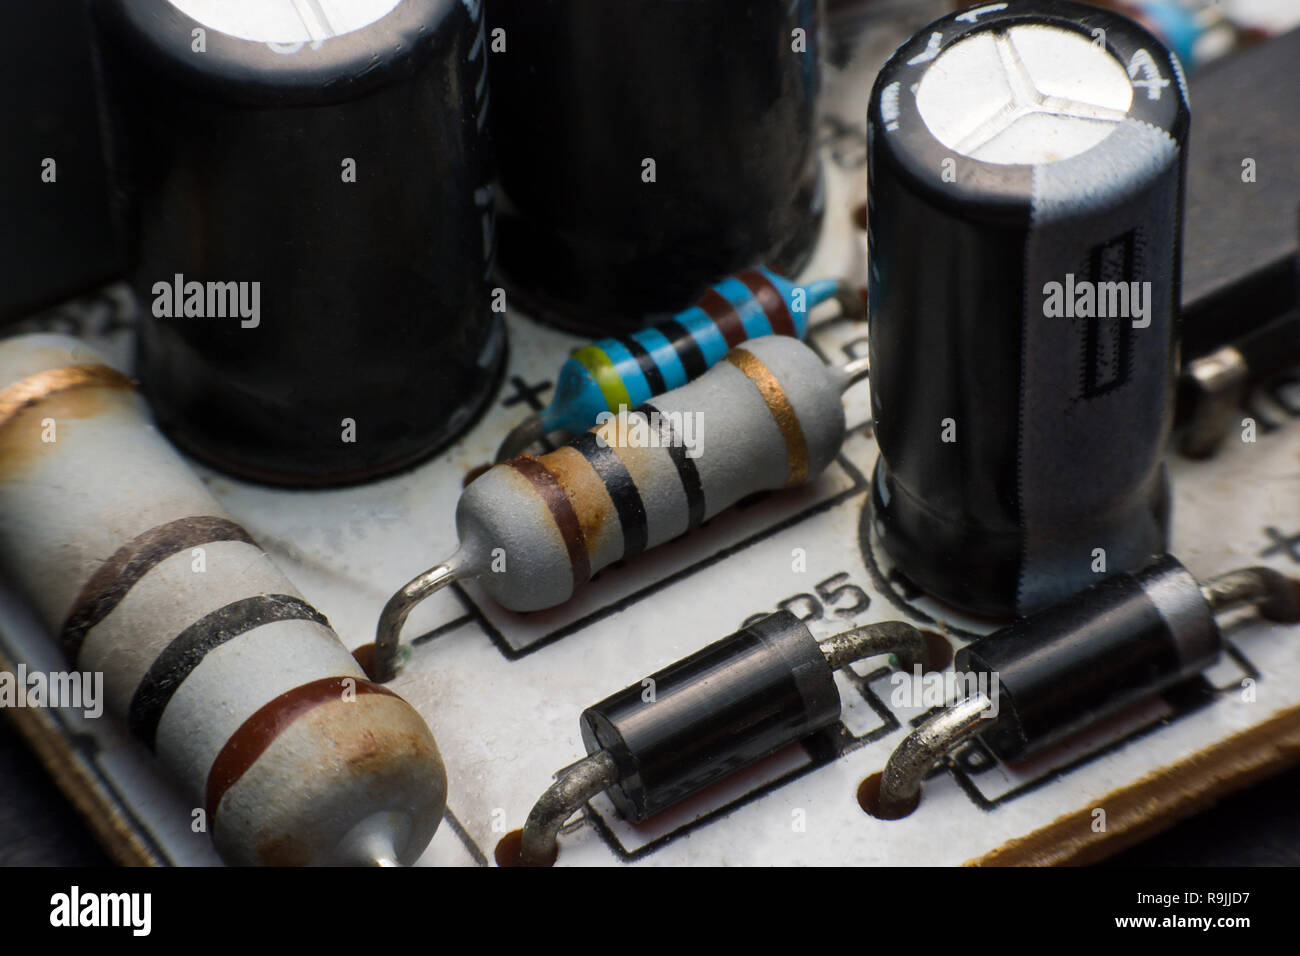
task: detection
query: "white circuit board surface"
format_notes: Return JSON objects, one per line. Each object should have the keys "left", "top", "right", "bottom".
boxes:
{"left": 2, "top": 4, "right": 1299, "bottom": 866}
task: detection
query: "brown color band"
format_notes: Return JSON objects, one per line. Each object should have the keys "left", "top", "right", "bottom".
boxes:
{"left": 509, "top": 455, "right": 591, "bottom": 590}
{"left": 0, "top": 364, "right": 134, "bottom": 435}
{"left": 205, "top": 676, "right": 399, "bottom": 818}
{"left": 736, "top": 269, "right": 797, "bottom": 337}
{"left": 60, "top": 516, "right": 257, "bottom": 665}
{"left": 697, "top": 288, "right": 747, "bottom": 348}
{"left": 725, "top": 348, "right": 809, "bottom": 488}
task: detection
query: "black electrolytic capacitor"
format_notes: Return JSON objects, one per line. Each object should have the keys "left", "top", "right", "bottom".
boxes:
{"left": 580, "top": 611, "right": 841, "bottom": 822}
{"left": 487, "top": 0, "right": 826, "bottom": 334}
{"left": 865, "top": 0, "right": 1190, "bottom": 616}
{"left": 956, "top": 555, "right": 1218, "bottom": 761}
{"left": 95, "top": 0, "right": 503, "bottom": 486}
{"left": 0, "top": 0, "right": 127, "bottom": 325}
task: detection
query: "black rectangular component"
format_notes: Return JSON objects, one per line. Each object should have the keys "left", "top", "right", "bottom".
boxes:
{"left": 1181, "top": 28, "right": 1300, "bottom": 358}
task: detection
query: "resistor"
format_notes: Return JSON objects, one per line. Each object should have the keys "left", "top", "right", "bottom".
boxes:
{"left": 495, "top": 268, "right": 864, "bottom": 460}
{"left": 514, "top": 611, "right": 929, "bottom": 865}
{"left": 871, "top": 556, "right": 1300, "bottom": 819}
{"left": 0, "top": 334, "right": 447, "bottom": 866}
{"left": 376, "top": 336, "right": 870, "bottom": 680}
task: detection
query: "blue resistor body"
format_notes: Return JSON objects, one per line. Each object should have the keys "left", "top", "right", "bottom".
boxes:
{"left": 541, "top": 267, "right": 848, "bottom": 437}
{"left": 1126, "top": 0, "right": 1206, "bottom": 72}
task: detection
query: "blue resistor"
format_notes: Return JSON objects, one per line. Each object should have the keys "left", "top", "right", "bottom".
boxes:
{"left": 496, "top": 267, "right": 860, "bottom": 460}
{"left": 1127, "top": 0, "right": 1205, "bottom": 73}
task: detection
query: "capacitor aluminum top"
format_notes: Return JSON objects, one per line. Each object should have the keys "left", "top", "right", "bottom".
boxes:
{"left": 866, "top": 1, "right": 1189, "bottom": 616}
{"left": 0, "top": 334, "right": 447, "bottom": 865}
{"left": 94, "top": 0, "right": 502, "bottom": 486}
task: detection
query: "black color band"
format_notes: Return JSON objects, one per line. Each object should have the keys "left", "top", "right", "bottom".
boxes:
{"left": 128, "top": 594, "right": 329, "bottom": 752}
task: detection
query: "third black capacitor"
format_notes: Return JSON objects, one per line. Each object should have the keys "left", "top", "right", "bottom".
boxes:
{"left": 486, "top": 0, "right": 826, "bottom": 334}
{"left": 865, "top": 0, "right": 1190, "bottom": 616}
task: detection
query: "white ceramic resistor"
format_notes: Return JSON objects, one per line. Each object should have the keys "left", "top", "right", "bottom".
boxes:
{"left": 459, "top": 335, "right": 848, "bottom": 608}
{"left": 375, "top": 335, "right": 861, "bottom": 679}
{"left": 0, "top": 334, "right": 446, "bottom": 866}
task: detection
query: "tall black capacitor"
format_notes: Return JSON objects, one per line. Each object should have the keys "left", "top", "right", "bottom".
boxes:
{"left": 1, "top": 0, "right": 127, "bottom": 324}
{"left": 95, "top": 0, "right": 503, "bottom": 486}
{"left": 865, "top": 1, "right": 1189, "bottom": 616}
{"left": 487, "top": 0, "right": 826, "bottom": 334}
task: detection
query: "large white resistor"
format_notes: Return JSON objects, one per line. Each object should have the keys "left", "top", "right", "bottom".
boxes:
{"left": 0, "top": 334, "right": 446, "bottom": 866}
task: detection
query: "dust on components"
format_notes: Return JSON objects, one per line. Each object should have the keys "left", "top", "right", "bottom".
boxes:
{"left": 93, "top": 0, "right": 502, "bottom": 486}
{"left": 374, "top": 336, "right": 871, "bottom": 681}
{"left": 495, "top": 267, "right": 865, "bottom": 460}
{"left": 0, "top": 334, "right": 447, "bottom": 865}
{"left": 865, "top": 1, "right": 1189, "bottom": 616}
{"left": 516, "top": 611, "right": 930, "bottom": 866}
{"left": 486, "top": 0, "right": 825, "bottom": 334}
{"left": 872, "top": 555, "right": 1300, "bottom": 819}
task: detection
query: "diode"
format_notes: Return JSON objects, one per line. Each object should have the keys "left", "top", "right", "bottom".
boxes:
{"left": 0, "top": 334, "right": 447, "bottom": 866}
{"left": 495, "top": 268, "right": 864, "bottom": 460}
{"left": 866, "top": 1, "right": 1190, "bottom": 615}
{"left": 514, "top": 611, "right": 929, "bottom": 865}
{"left": 871, "top": 556, "right": 1300, "bottom": 819}
{"left": 375, "top": 336, "right": 870, "bottom": 681}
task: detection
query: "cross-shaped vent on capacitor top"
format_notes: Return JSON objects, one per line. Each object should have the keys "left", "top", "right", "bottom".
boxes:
{"left": 916, "top": 24, "right": 1136, "bottom": 165}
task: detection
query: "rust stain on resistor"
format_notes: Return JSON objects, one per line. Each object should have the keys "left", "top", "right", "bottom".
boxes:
{"left": 0, "top": 365, "right": 136, "bottom": 479}
{"left": 204, "top": 676, "right": 401, "bottom": 818}
{"left": 0, "top": 364, "right": 134, "bottom": 431}
{"left": 533, "top": 446, "right": 613, "bottom": 558}
{"left": 256, "top": 834, "right": 312, "bottom": 867}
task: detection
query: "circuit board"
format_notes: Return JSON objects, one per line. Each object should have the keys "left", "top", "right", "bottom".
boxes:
{"left": 1, "top": 0, "right": 1298, "bottom": 867}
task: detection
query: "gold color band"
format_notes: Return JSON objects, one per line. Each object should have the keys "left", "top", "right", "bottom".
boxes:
{"left": 725, "top": 348, "right": 809, "bottom": 487}
{"left": 0, "top": 365, "right": 135, "bottom": 435}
